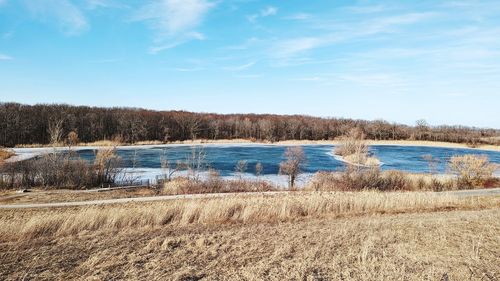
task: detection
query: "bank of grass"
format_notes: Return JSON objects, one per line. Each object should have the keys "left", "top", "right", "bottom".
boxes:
{"left": 1, "top": 191, "right": 498, "bottom": 242}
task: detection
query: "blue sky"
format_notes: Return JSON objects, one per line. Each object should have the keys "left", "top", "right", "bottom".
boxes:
{"left": 0, "top": 0, "right": 499, "bottom": 128}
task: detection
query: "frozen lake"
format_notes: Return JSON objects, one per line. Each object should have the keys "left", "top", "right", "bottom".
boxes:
{"left": 68, "top": 144, "right": 500, "bottom": 183}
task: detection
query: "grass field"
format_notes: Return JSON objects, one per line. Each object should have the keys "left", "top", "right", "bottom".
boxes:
{"left": 0, "top": 191, "right": 499, "bottom": 280}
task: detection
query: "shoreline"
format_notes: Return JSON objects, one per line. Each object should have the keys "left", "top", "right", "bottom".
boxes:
{"left": 12, "top": 139, "right": 500, "bottom": 151}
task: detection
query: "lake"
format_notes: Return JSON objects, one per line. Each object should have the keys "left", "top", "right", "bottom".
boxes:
{"left": 71, "top": 144, "right": 500, "bottom": 184}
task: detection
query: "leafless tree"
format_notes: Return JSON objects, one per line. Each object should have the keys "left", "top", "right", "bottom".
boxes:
{"left": 255, "top": 162, "right": 263, "bottom": 177}
{"left": 422, "top": 154, "right": 439, "bottom": 175}
{"left": 279, "top": 146, "right": 306, "bottom": 188}
{"left": 185, "top": 146, "right": 207, "bottom": 180}
{"left": 235, "top": 160, "right": 248, "bottom": 178}
{"left": 48, "top": 119, "right": 64, "bottom": 146}
{"left": 159, "top": 148, "right": 185, "bottom": 181}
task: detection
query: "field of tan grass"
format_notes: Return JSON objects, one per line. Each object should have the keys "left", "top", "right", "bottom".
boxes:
{"left": 0, "top": 187, "right": 155, "bottom": 205}
{"left": 0, "top": 200, "right": 498, "bottom": 280}
{"left": 1, "top": 191, "right": 499, "bottom": 243}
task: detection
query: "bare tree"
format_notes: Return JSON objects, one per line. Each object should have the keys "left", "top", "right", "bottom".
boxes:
{"left": 48, "top": 119, "right": 64, "bottom": 146}
{"left": 185, "top": 146, "right": 207, "bottom": 180}
{"left": 422, "top": 154, "right": 439, "bottom": 175}
{"left": 279, "top": 146, "right": 306, "bottom": 188}
{"left": 159, "top": 148, "right": 185, "bottom": 181}
{"left": 255, "top": 162, "right": 263, "bottom": 177}
{"left": 415, "top": 119, "right": 429, "bottom": 140}
{"left": 235, "top": 160, "right": 248, "bottom": 179}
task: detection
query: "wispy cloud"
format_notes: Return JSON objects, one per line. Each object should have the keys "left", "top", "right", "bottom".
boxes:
{"left": 247, "top": 6, "right": 278, "bottom": 23}
{"left": 22, "top": 0, "right": 89, "bottom": 34}
{"left": 149, "top": 32, "right": 205, "bottom": 54}
{"left": 223, "top": 61, "right": 256, "bottom": 71}
{"left": 223, "top": 37, "right": 259, "bottom": 50}
{"left": 346, "top": 4, "right": 386, "bottom": 14}
{"left": 0, "top": 53, "right": 13, "bottom": 60}
{"left": 85, "top": 0, "right": 128, "bottom": 10}
{"left": 283, "top": 13, "right": 311, "bottom": 21}
{"left": 271, "top": 37, "right": 326, "bottom": 58}
{"left": 271, "top": 12, "right": 437, "bottom": 58}
{"left": 133, "top": 0, "right": 215, "bottom": 53}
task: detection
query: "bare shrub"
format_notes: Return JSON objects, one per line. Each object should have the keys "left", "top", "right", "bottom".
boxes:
{"left": 235, "top": 160, "right": 248, "bottom": 177}
{"left": 162, "top": 175, "right": 275, "bottom": 195}
{"left": 279, "top": 146, "right": 306, "bottom": 188}
{"left": 185, "top": 146, "right": 208, "bottom": 180}
{"left": 1, "top": 154, "right": 97, "bottom": 189}
{"left": 335, "top": 128, "right": 380, "bottom": 167}
{"left": 255, "top": 162, "right": 263, "bottom": 177}
{"left": 94, "top": 147, "right": 121, "bottom": 185}
{"left": 308, "top": 170, "right": 458, "bottom": 192}
{"left": 66, "top": 131, "right": 79, "bottom": 149}
{"left": 448, "top": 155, "right": 498, "bottom": 187}
{"left": 422, "top": 154, "right": 440, "bottom": 174}
{"left": 159, "top": 149, "right": 185, "bottom": 182}
{"left": 335, "top": 128, "right": 368, "bottom": 157}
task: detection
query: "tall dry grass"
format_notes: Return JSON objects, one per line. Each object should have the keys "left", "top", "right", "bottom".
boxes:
{"left": 308, "top": 170, "right": 459, "bottom": 191}
{"left": 1, "top": 191, "right": 497, "bottom": 242}
{"left": 0, "top": 149, "right": 14, "bottom": 161}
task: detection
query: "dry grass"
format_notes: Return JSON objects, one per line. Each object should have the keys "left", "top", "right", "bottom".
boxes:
{"left": 0, "top": 187, "right": 155, "bottom": 205}
{"left": 0, "top": 207, "right": 498, "bottom": 280}
{"left": 1, "top": 191, "right": 498, "bottom": 243}
{"left": 0, "top": 149, "right": 14, "bottom": 161}
{"left": 162, "top": 176, "right": 276, "bottom": 195}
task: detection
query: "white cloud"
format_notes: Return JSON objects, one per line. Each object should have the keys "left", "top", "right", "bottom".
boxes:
{"left": 247, "top": 6, "right": 278, "bottom": 23}
{"left": 134, "top": 0, "right": 214, "bottom": 53}
{"left": 283, "top": 13, "right": 311, "bottom": 20}
{"left": 22, "top": 0, "right": 89, "bottom": 34}
{"left": 135, "top": 0, "right": 214, "bottom": 37}
{"left": 0, "top": 53, "right": 13, "bottom": 60}
{"left": 271, "top": 12, "right": 436, "bottom": 58}
{"left": 223, "top": 61, "right": 256, "bottom": 71}
{"left": 260, "top": 6, "right": 277, "bottom": 17}
{"left": 271, "top": 37, "right": 325, "bottom": 58}
{"left": 149, "top": 32, "right": 205, "bottom": 54}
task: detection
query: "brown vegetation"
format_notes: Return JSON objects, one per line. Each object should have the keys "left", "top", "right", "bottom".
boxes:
{"left": 0, "top": 192, "right": 499, "bottom": 280}
{"left": 0, "top": 147, "right": 122, "bottom": 190}
{"left": 279, "top": 146, "right": 306, "bottom": 188}
{"left": 335, "top": 128, "right": 380, "bottom": 167}
{"left": 1, "top": 102, "right": 498, "bottom": 147}
{"left": 162, "top": 175, "right": 276, "bottom": 195}
{"left": 308, "top": 169, "right": 458, "bottom": 192}
{"left": 0, "top": 149, "right": 14, "bottom": 162}
{"left": 449, "top": 155, "right": 498, "bottom": 187}
{"left": 1, "top": 191, "right": 498, "bottom": 242}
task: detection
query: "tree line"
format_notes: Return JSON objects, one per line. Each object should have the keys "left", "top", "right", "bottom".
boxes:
{"left": 0, "top": 102, "right": 498, "bottom": 147}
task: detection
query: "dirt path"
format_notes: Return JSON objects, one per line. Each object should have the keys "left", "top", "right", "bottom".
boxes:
{"left": 0, "top": 188, "right": 498, "bottom": 209}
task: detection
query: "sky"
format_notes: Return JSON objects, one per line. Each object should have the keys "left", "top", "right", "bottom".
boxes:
{"left": 0, "top": 0, "right": 499, "bottom": 128}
